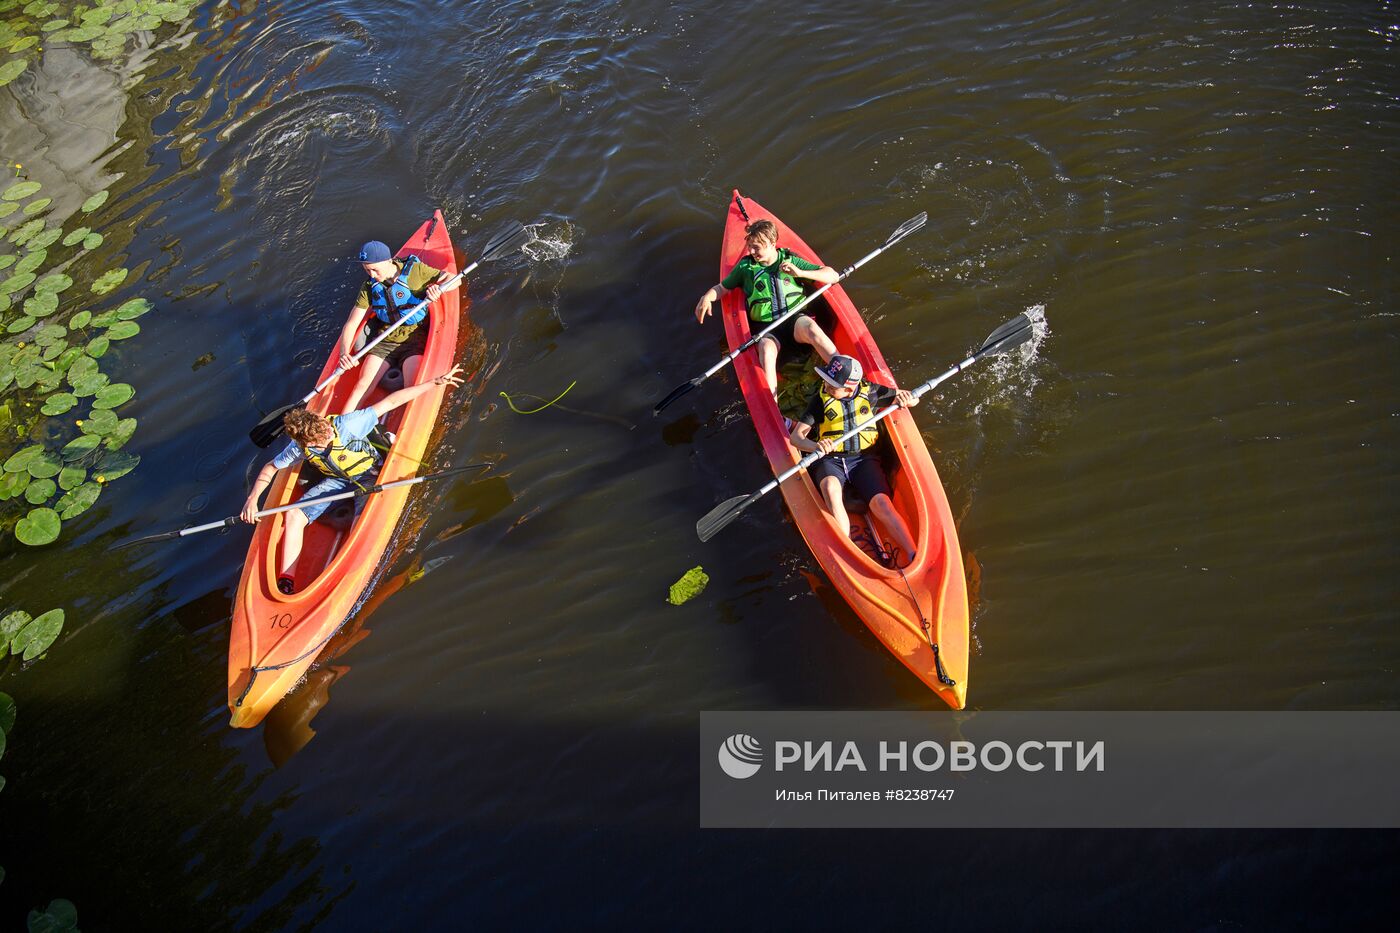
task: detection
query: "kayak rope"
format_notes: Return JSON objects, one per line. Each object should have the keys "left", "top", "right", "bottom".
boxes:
{"left": 499, "top": 380, "right": 576, "bottom": 414}
{"left": 234, "top": 611, "right": 359, "bottom": 709}
{"left": 863, "top": 518, "right": 956, "bottom": 688}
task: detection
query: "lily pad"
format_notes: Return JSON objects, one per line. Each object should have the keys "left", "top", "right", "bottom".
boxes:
{"left": 0, "top": 272, "right": 37, "bottom": 294}
{"left": 1, "top": 181, "right": 40, "bottom": 201}
{"left": 81, "top": 190, "right": 109, "bottom": 212}
{"left": 85, "top": 335, "right": 109, "bottom": 358}
{"left": 24, "top": 477, "right": 55, "bottom": 504}
{"left": 94, "top": 449, "right": 139, "bottom": 481}
{"left": 15, "top": 507, "right": 60, "bottom": 546}
{"left": 28, "top": 227, "right": 63, "bottom": 250}
{"left": 34, "top": 272, "right": 72, "bottom": 294}
{"left": 57, "top": 465, "right": 85, "bottom": 490}
{"left": 16, "top": 248, "right": 46, "bottom": 274}
{"left": 22, "top": 197, "right": 52, "bottom": 216}
{"left": 40, "top": 392, "right": 76, "bottom": 415}
{"left": 0, "top": 470, "right": 29, "bottom": 500}
{"left": 26, "top": 449, "right": 61, "bottom": 478}
{"left": 52, "top": 347, "right": 82, "bottom": 373}
{"left": 24, "top": 291, "right": 58, "bottom": 317}
{"left": 69, "top": 310, "right": 91, "bottom": 329}
{"left": 93, "top": 383, "right": 134, "bottom": 410}
{"left": 106, "top": 321, "right": 139, "bottom": 340}
{"left": 668, "top": 566, "right": 710, "bottom": 605}
{"left": 82, "top": 7, "right": 115, "bottom": 24}
{"left": 83, "top": 232, "right": 103, "bottom": 250}
{"left": 5, "top": 314, "right": 35, "bottom": 334}
{"left": 67, "top": 354, "right": 97, "bottom": 382}
{"left": 116, "top": 298, "right": 152, "bottom": 320}
{"left": 40, "top": 341, "right": 66, "bottom": 362}
{"left": 0, "top": 202, "right": 14, "bottom": 219}
{"left": 56, "top": 480, "right": 101, "bottom": 519}
{"left": 88, "top": 309, "right": 117, "bottom": 327}
{"left": 0, "top": 253, "right": 13, "bottom": 270}
{"left": 11, "top": 608, "right": 63, "bottom": 659}
{"left": 1, "top": 612, "right": 31, "bottom": 656}
{"left": 61, "top": 434, "right": 102, "bottom": 462}
{"left": 70, "top": 372, "right": 109, "bottom": 397}
{"left": 7, "top": 219, "right": 43, "bottom": 245}
{"left": 91, "top": 268, "right": 128, "bottom": 294}
{"left": 62, "top": 226, "right": 90, "bottom": 247}
{"left": 4, "top": 445, "right": 46, "bottom": 473}
{"left": 34, "top": 322, "right": 66, "bottom": 346}
{"left": 106, "top": 417, "right": 137, "bottom": 449}
{"left": 80, "top": 408, "right": 119, "bottom": 435}
{"left": 0, "top": 61, "right": 28, "bottom": 86}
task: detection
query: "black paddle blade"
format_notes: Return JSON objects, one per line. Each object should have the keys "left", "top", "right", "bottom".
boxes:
{"left": 653, "top": 377, "right": 701, "bottom": 416}
{"left": 480, "top": 221, "right": 531, "bottom": 262}
{"left": 975, "top": 313, "right": 1036, "bottom": 360}
{"left": 884, "top": 211, "right": 928, "bottom": 247}
{"left": 248, "top": 402, "right": 296, "bottom": 448}
{"left": 697, "top": 493, "right": 758, "bottom": 542}
{"left": 111, "top": 529, "right": 184, "bottom": 550}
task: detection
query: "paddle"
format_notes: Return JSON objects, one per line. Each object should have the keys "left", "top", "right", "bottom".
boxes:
{"left": 249, "top": 222, "right": 532, "bottom": 447}
{"left": 653, "top": 211, "right": 928, "bottom": 415}
{"left": 696, "top": 312, "right": 1037, "bottom": 542}
{"left": 112, "top": 463, "right": 490, "bottom": 549}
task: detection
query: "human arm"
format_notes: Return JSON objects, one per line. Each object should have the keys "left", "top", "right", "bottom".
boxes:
{"left": 369, "top": 365, "right": 465, "bottom": 418}
{"left": 338, "top": 304, "right": 370, "bottom": 371}
{"left": 694, "top": 282, "right": 729, "bottom": 323}
{"left": 779, "top": 252, "right": 839, "bottom": 285}
{"left": 241, "top": 462, "right": 282, "bottom": 523}
{"left": 870, "top": 382, "right": 918, "bottom": 410}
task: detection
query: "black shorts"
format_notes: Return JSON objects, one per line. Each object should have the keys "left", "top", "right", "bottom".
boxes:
{"left": 363, "top": 319, "right": 428, "bottom": 366}
{"left": 753, "top": 313, "right": 812, "bottom": 354}
{"left": 808, "top": 451, "right": 892, "bottom": 505}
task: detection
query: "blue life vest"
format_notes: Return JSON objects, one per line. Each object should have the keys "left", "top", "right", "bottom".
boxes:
{"left": 368, "top": 255, "right": 427, "bottom": 327}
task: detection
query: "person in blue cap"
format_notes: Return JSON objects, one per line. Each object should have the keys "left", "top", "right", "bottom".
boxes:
{"left": 336, "top": 239, "right": 457, "bottom": 414}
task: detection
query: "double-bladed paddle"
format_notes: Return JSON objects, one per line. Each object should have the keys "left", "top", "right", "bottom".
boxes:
{"left": 696, "top": 312, "right": 1038, "bottom": 542}
{"left": 112, "top": 463, "right": 490, "bottom": 549}
{"left": 653, "top": 211, "right": 928, "bottom": 415}
{"left": 248, "top": 222, "right": 532, "bottom": 447}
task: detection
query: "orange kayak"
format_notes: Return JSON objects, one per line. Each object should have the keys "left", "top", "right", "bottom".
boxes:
{"left": 718, "top": 191, "right": 969, "bottom": 709}
{"left": 228, "top": 212, "right": 460, "bottom": 727}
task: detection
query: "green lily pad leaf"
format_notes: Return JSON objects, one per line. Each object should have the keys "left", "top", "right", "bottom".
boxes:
{"left": 106, "top": 321, "right": 139, "bottom": 340}
{"left": 83, "top": 7, "right": 115, "bottom": 24}
{"left": 55, "top": 481, "right": 100, "bottom": 519}
{"left": 0, "top": 272, "right": 37, "bottom": 294}
{"left": 40, "top": 19, "right": 67, "bottom": 32}
{"left": 80, "top": 408, "right": 119, "bottom": 435}
{"left": 88, "top": 309, "right": 117, "bottom": 327}
{"left": 67, "top": 354, "right": 97, "bottom": 382}
{"left": 1, "top": 612, "right": 31, "bottom": 656}
{"left": 4, "top": 445, "right": 46, "bottom": 473}
{"left": 70, "top": 310, "right": 91, "bottom": 329}
{"left": 91, "top": 268, "right": 128, "bottom": 294}
{"left": 28, "top": 227, "right": 62, "bottom": 251}
{"left": 16, "top": 248, "right": 46, "bottom": 274}
{"left": 11, "top": 608, "right": 63, "bottom": 659}
{"left": 85, "top": 335, "right": 109, "bottom": 358}
{"left": 81, "top": 190, "right": 110, "bottom": 212}
{"left": 5, "top": 314, "right": 35, "bottom": 334}
{"left": 58, "top": 465, "right": 85, "bottom": 490}
{"left": 24, "top": 477, "right": 55, "bottom": 504}
{"left": 41, "top": 392, "right": 76, "bottom": 415}
{"left": 83, "top": 231, "right": 103, "bottom": 250}
{"left": 43, "top": 900, "right": 78, "bottom": 929}
{"left": 7, "top": 219, "right": 43, "bottom": 245}
{"left": 106, "top": 417, "right": 137, "bottom": 450}
{"left": 0, "top": 253, "right": 14, "bottom": 269}
{"left": 70, "top": 372, "right": 109, "bottom": 397}
{"left": 8, "top": 36, "right": 39, "bottom": 53}
{"left": 0, "top": 60, "right": 28, "bottom": 86}
{"left": 34, "top": 272, "right": 73, "bottom": 294}
{"left": 61, "top": 434, "right": 102, "bottom": 462}
{"left": 62, "top": 226, "right": 90, "bottom": 247}
{"left": 15, "top": 507, "right": 60, "bottom": 546}
{"left": 24, "top": 291, "right": 58, "bottom": 317}
{"left": 94, "top": 449, "right": 139, "bottom": 481}
{"left": 40, "top": 341, "right": 66, "bottom": 361}
{"left": 53, "top": 24, "right": 105, "bottom": 43}
{"left": 0, "top": 470, "right": 30, "bottom": 500}
{"left": 22, "top": 197, "right": 52, "bottom": 216}
{"left": 116, "top": 298, "right": 152, "bottom": 320}
{"left": 52, "top": 346, "right": 82, "bottom": 373}
{"left": 34, "top": 366, "right": 64, "bottom": 393}
{"left": 27, "top": 450, "right": 61, "bottom": 478}
{"left": 34, "top": 323, "right": 66, "bottom": 346}
{"left": 1, "top": 180, "right": 40, "bottom": 201}
{"left": 93, "top": 383, "right": 134, "bottom": 410}
{"left": 668, "top": 565, "right": 710, "bottom": 605}
{"left": 0, "top": 202, "right": 15, "bottom": 219}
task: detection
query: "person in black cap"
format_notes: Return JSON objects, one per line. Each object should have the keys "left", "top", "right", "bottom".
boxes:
{"left": 788, "top": 354, "right": 920, "bottom": 568}
{"left": 335, "top": 239, "right": 457, "bottom": 414}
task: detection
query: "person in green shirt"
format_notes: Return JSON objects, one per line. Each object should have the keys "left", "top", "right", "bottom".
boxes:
{"left": 336, "top": 239, "right": 457, "bottom": 414}
{"left": 693, "top": 219, "right": 839, "bottom": 398}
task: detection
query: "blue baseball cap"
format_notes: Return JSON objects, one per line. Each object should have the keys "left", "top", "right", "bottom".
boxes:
{"left": 816, "top": 354, "right": 863, "bottom": 389}
{"left": 357, "top": 240, "right": 392, "bottom": 263}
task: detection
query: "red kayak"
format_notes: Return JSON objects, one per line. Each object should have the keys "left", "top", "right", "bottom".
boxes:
{"left": 718, "top": 191, "right": 969, "bottom": 708}
{"left": 228, "top": 212, "right": 460, "bottom": 727}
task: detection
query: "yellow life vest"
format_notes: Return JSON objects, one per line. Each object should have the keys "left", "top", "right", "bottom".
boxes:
{"left": 818, "top": 381, "right": 881, "bottom": 455}
{"left": 303, "top": 424, "right": 378, "bottom": 484}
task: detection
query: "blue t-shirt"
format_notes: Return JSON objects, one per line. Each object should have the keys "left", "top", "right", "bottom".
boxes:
{"left": 272, "top": 408, "right": 380, "bottom": 469}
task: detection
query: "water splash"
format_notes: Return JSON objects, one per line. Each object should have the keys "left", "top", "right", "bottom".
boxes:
{"left": 522, "top": 221, "right": 575, "bottom": 263}
{"left": 980, "top": 303, "right": 1049, "bottom": 404}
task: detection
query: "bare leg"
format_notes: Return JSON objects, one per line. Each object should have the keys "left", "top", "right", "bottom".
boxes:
{"left": 794, "top": 315, "right": 837, "bottom": 363}
{"left": 870, "top": 493, "right": 917, "bottom": 565}
{"left": 279, "top": 509, "right": 308, "bottom": 577}
{"left": 756, "top": 335, "right": 781, "bottom": 398}
{"left": 342, "top": 355, "right": 390, "bottom": 414}
{"left": 818, "top": 475, "right": 851, "bottom": 538}
{"left": 400, "top": 353, "right": 423, "bottom": 388}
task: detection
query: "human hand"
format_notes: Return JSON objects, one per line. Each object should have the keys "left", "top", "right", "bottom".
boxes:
{"left": 779, "top": 260, "right": 800, "bottom": 277}
{"left": 694, "top": 294, "right": 713, "bottom": 323}
{"left": 426, "top": 283, "right": 443, "bottom": 301}
{"left": 817, "top": 437, "right": 839, "bottom": 456}
{"left": 240, "top": 498, "right": 260, "bottom": 524}
{"left": 433, "top": 364, "right": 465, "bottom": 388}
{"left": 337, "top": 351, "right": 357, "bottom": 372}
{"left": 895, "top": 389, "right": 918, "bottom": 409}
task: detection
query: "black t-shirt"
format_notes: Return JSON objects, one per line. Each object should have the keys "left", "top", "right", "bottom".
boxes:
{"left": 798, "top": 381, "right": 898, "bottom": 429}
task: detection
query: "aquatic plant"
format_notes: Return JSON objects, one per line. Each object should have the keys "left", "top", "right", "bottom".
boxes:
{"left": 668, "top": 566, "right": 710, "bottom": 606}
{"left": 0, "top": 173, "right": 149, "bottom": 545}
{"left": 0, "top": 0, "right": 201, "bottom": 85}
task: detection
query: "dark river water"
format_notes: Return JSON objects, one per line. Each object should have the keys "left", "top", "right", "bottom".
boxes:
{"left": 1, "top": 0, "right": 1396, "bottom": 927}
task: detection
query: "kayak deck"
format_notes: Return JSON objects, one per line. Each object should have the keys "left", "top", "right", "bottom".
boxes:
{"left": 718, "top": 190, "right": 969, "bottom": 708}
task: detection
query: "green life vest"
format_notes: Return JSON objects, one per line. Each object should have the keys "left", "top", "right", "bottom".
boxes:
{"left": 818, "top": 381, "right": 881, "bottom": 455}
{"left": 744, "top": 248, "right": 808, "bottom": 324}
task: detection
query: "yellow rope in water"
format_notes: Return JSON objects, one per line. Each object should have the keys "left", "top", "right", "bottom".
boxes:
{"left": 499, "top": 380, "right": 577, "bottom": 415}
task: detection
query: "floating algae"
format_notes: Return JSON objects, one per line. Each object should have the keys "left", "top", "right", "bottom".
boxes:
{"left": 668, "top": 566, "right": 710, "bottom": 606}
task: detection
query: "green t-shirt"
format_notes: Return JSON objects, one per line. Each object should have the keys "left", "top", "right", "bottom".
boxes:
{"left": 720, "top": 248, "right": 821, "bottom": 323}
{"left": 352, "top": 259, "right": 444, "bottom": 311}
